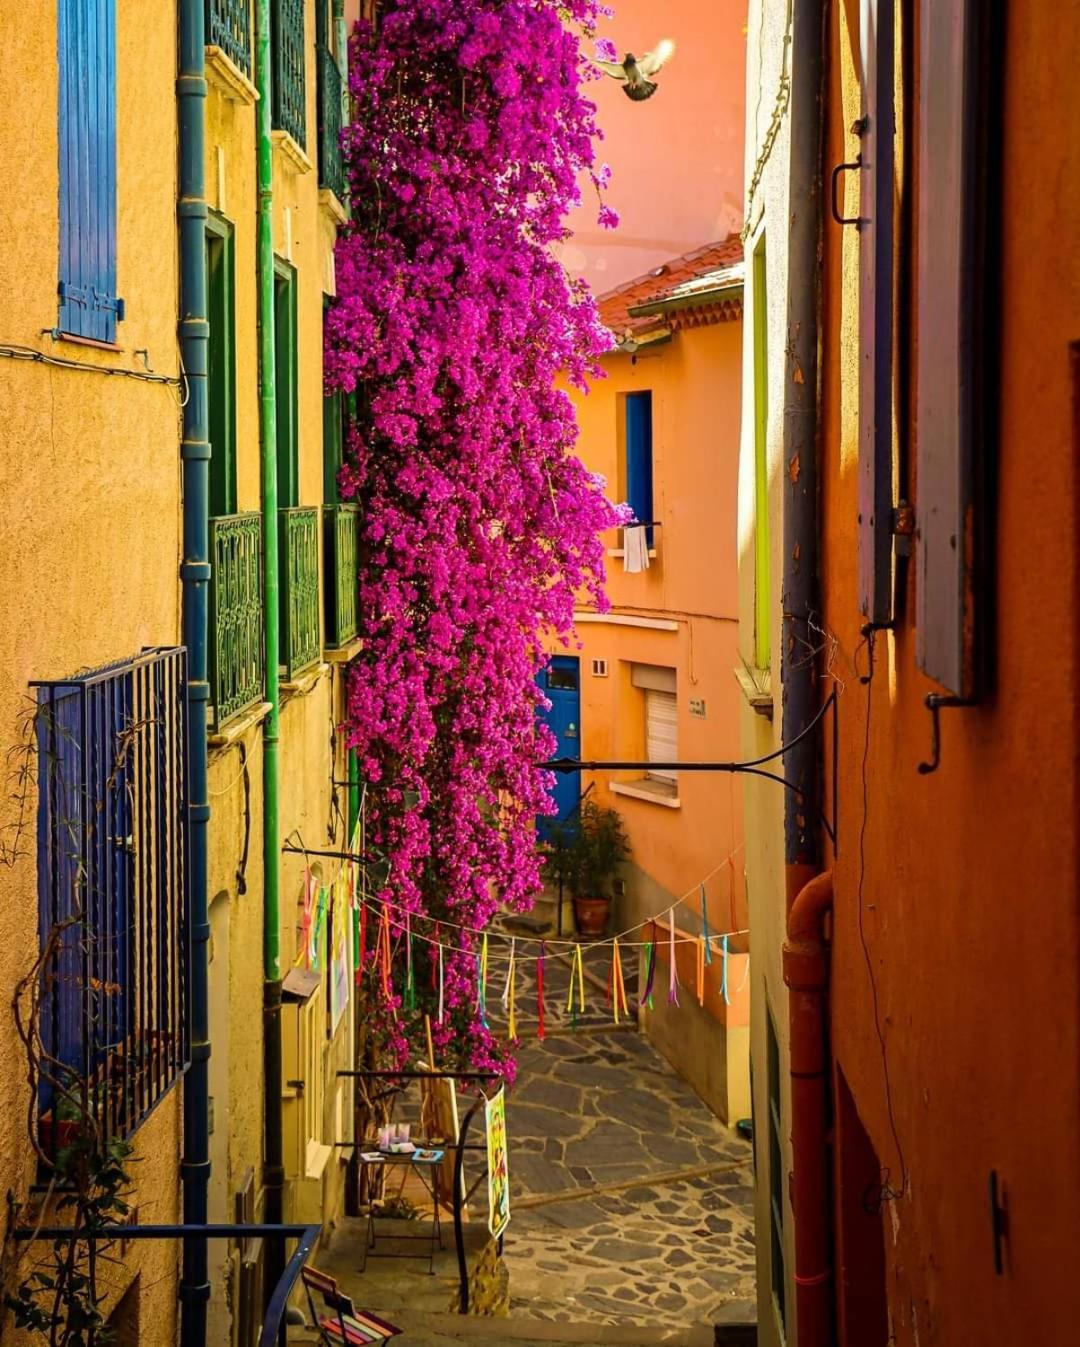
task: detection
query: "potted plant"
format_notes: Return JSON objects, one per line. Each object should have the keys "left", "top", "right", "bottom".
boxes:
{"left": 550, "top": 801, "right": 630, "bottom": 937}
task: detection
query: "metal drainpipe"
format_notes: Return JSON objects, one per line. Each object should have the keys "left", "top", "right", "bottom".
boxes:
{"left": 781, "top": 0, "right": 830, "bottom": 1343}
{"left": 255, "top": 0, "right": 286, "bottom": 1311}
{"left": 177, "top": 1, "right": 211, "bottom": 1343}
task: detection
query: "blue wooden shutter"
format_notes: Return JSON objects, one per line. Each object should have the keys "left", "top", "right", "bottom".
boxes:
{"left": 915, "top": 0, "right": 988, "bottom": 696}
{"left": 625, "top": 391, "right": 654, "bottom": 545}
{"left": 58, "top": 0, "right": 122, "bottom": 343}
{"left": 857, "top": 0, "right": 895, "bottom": 623}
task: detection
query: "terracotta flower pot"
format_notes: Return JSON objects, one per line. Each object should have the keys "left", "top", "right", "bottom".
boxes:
{"left": 573, "top": 894, "right": 611, "bottom": 937}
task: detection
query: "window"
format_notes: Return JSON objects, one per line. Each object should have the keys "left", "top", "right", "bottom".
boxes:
{"left": 914, "top": 0, "right": 993, "bottom": 697}
{"left": 32, "top": 649, "right": 189, "bottom": 1159}
{"left": 57, "top": 0, "right": 123, "bottom": 343}
{"left": 767, "top": 1005, "right": 787, "bottom": 1331}
{"left": 323, "top": 298, "right": 343, "bottom": 506}
{"left": 752, "top": 234, "right": 771, "bottom": 668}
{"left": 206, "top": 216, "right": 237, "bottom": 517}
{"left": 272, "top": 0, "right": 308, "bottom": 150}
{"left": 623, "top": 391, "right": 654, "bottom": 545}
{"left": 645, "top": 689, "right": 677, "bottom": 784}
{"left": 274, "top": 260, "right": 299, "bottom": 508}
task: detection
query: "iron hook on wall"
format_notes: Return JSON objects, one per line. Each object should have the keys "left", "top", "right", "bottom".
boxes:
{"left": 917, "top": 693, "right": 975, "bottom": 774}
{"left": 830, "top": 154, "right": 863, "bottom": 227}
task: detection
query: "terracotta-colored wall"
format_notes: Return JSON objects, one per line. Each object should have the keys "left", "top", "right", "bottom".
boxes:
{"left": 562, "top": 0, "right": 747, "bottom": 292}
{"left": 821, "top": 2, "right": 1080, "bottom": 1344}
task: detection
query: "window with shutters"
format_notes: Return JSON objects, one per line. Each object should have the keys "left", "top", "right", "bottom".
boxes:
{"left": 57, "top": 0, "right": 123, "bottom": 344}
{"left": 612, "top": 663, "right": 679, "bottom": 807}
{"left": 206, "top": 216, "right": 237, "bottom": 518}
{"left": 274, "top": 260, "right": 299, "bottom": 509}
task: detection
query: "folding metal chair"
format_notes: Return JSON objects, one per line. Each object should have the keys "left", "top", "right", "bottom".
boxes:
{"left": 300, "top": 1266, "right": 401, "bottom": 1346}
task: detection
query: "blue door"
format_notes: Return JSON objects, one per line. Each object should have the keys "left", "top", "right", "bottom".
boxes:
{"left": 538, "top": 656, "right": 581, "bottom": 838}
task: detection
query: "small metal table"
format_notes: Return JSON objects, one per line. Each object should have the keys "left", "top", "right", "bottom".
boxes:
{"left": 357, "top": 1147, "right": 445, "bottom": 1275}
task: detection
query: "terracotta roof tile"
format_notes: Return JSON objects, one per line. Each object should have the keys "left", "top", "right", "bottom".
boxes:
{"left": 596, "top": 234, "right": 744, "bottom": 345}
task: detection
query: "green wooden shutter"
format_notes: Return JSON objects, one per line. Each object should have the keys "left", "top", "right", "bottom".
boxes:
{"left": 58, "top": 0, "right": 123, "bottom": 343}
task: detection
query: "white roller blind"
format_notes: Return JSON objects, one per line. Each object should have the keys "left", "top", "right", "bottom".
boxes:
{"left": 645, "top": 689, "right": 678, "bottom": 783}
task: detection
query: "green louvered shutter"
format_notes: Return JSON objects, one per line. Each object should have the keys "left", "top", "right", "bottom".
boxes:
{"left": 57, "top": 0, "right": 123, "bottom": 343}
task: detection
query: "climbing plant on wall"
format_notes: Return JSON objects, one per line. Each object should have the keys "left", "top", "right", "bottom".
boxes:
{"left": 325, "top": 0, "right": 625, "bottom": 1080}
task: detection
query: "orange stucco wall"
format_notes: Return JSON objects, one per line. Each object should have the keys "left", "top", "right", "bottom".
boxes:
{"left": 561, "top": 0, "right": 747, "bottom": 292}
{"left": 821, "top": 1, "right": 1080, "bottom": 1343}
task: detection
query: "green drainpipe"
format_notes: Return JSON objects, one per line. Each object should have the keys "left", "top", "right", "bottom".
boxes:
{"left": 255, "top": 0, "right": 285, "bottom": 1307}
{"left": 177, "top": 0, "right": 211, "bottom": 1344}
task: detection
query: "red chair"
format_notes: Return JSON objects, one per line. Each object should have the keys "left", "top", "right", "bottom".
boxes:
{"left": 300, "top": 1266, "right": 401, "bottom": 1346}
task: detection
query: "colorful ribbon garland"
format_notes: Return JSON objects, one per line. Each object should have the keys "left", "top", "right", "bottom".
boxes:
{"left": 667, "top": 907, "right": 680, "bottom": 1006}
{"left": 609, "top": 939, "right": 628, "bottom": 1023}
{"left": 537, "top": 941, "right": 546, "bottom": 1041}
{"left": 566, "top": 943, "right": 586, "bottom": 1022}
{"left": 404, "top": 911, "right": 416, "bottom": 1010}
{"left": 437, "top": 943, "right": 445, "bottom": 1024}
{"left": 640, "top": 921, "right": 657, "bottom": 1009}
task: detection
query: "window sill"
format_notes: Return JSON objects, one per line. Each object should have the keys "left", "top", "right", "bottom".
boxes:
{"left": 318, "top": 187, "right": 349, "bottom": 227}
{"left": 272, "top": 130, "right": 313, "bottom": 175}
{"left": 324, "top": 636, "right": 363, "bottom": 664}
{"left": 209, "top": 700, "right": 272, "bottom": 750}
{"left": 281, "top": 662, "right": 330, "bottom": 699}
{"left": 734, "top": 664, "right": 773, "bottom": 719}
{"left": 205, "top": 45, "right": 259, "bottom": 104}
{"left": 611, "top": 780, "right": 681, "bottom": 809}
{"left": 47, "top": 331, "right": 123, "bottom": 353}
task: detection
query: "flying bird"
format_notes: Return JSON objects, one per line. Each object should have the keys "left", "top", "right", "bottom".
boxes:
{"left": 591, "top": 39, "right": 677, "bottom": 102}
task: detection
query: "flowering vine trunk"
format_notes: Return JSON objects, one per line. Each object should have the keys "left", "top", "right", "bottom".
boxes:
{"left": 326, "top": 0, "right": 625, "bottom": 1080}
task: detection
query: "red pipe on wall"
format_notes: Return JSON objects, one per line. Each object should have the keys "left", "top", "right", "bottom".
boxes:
{"left": 783, "top": 867, "right": 835, "bottom": 1347}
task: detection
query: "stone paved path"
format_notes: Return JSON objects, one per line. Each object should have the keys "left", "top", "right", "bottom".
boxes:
{"left": 496, "top": 956, "right": 757, "bottom": 1332}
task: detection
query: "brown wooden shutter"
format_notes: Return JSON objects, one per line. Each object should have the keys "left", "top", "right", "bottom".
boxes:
{"left": 857, "top": 0, "right": 896, "bottom": 624}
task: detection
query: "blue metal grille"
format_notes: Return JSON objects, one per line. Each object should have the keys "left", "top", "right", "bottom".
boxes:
{"left": 33, "top": 649, "right": 189, "bottom": 1158}
{"left": 206, "top": 0, "right": 252, "bottom": 77}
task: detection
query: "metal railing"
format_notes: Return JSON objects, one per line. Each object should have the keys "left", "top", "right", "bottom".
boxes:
{"left": 323, "top": 502, "right": 359, "bottom": 649}
{"left": 317, "top": 41, "right": 347, "bottom": 202}
{"left": 209, "top": 513, "right": 265, "bottom": 729}
{"left": 30, "top": 649, "right": 190, "bottom": 1159}
{"left": 271, "top": 0, "right": 307, "bottom": 149}
{"left": 280, "top": 506, "right": 321, "bottom": 679}
{"left": 206, "top": 0, "right": 252, "bottom": 76}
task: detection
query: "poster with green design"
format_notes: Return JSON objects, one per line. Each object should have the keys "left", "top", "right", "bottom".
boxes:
{"left": 485, "top": 1086, "right": 510, "bottom": 1239}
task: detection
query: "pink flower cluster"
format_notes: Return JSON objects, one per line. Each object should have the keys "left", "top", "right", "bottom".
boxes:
{"left": 327, "top": 0, "right": 627, "bottom": 1080}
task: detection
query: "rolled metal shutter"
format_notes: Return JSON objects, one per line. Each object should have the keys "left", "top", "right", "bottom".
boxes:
{"left": 645, "top": 689, "right": 677, "bottom": 783}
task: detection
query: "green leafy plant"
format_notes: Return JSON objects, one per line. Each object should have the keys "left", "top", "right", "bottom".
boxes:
{"left": 547, "top": 802, "right": 630, "bottom": 899}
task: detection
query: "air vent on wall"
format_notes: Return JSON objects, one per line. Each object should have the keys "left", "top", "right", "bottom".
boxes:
{"left": 591, "top": 659, "right": 609, "bottom": 677}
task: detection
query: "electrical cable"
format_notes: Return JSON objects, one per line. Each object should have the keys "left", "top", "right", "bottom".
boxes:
{"left": 0, "top": 341, "right": 182, "bottom": 388}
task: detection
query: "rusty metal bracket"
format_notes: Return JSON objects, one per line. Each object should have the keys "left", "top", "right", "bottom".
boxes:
{"left": 917, "top": 693, "right": 975, "bottom": 775}
{"left": 830, "top": 155, "right": 863, "bottom": 226}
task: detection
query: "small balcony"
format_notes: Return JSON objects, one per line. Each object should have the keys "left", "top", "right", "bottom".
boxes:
{"left": 323, "top": 502, "right": 360, "bottom": 650}
{"left": 205, "top": 0, "right": 252, "bottom": 78}
{"left": 209, "top": 513, "right": 265, "bottom": 730}
{"left": 272, "top": 0, "right": 307, "bottom": 150}
{"left": 280, "top": 506, "right": 321, "bottom": 680}
{"left": 317, "top": 41, "right": 347, "bottom": 204}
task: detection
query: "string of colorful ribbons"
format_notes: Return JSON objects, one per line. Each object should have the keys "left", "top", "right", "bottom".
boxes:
{"left": 292, "top": 826, "right": 750, "bottom": 1039}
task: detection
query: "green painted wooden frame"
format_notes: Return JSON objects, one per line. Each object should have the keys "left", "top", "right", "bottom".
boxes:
{"left": 206, "top": 212, "right": 237, "bottom": 517}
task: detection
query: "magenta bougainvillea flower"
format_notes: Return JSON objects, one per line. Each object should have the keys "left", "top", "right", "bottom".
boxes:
{"left": 326, "top": 0, "right": 628, "bottom": 1081}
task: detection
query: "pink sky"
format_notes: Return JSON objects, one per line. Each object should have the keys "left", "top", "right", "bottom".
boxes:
{"left": 562, "top": 0, "right": 747, "bottom": 294}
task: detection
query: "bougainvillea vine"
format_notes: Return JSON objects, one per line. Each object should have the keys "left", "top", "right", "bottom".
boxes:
{"left": 326, "top": 0, "right": 627, "bottom": 1081}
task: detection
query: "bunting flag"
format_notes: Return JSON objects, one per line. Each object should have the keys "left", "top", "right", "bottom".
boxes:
{"left": 404, "top": 911, "right": 416, "bottom": 1010}
{"left": 475, "top": 932, "right": 490, "bottom": 1027}
{"left": 311, "top": 887, "right": 328, "bottom": 970}
{"left": 508, "top": 954, "right": 518, "bottom": 1041}
{"left": 640, "top": 921, "right": 657, "bottom": 1010}
{"left": 721, "top": 934, "right": 730, "bottom": 1005}
{"left": 701, "top": 885, "right": 713, "bottom": 964}
{"left": 537, "top": 941, "right": 546, "bottom": 1041}
{"left": 437, "top": 943, "right": 445, "bottom": 1024}
{"left": 566, "top": 943, "right": 586, "bottom": 1021}
{"left": 358, "top": 898, "right": 367, "bottom": 978}
{"left": 697, "top": 935, "right": 706, "bottom": 1007}
{"left": 431, "top": 923, "right": 441, "bottom": 991}
{"left": 610, "top": 939, "right": 628, "bottom": 1023}
{"left": 378, "top": 907, "right": 392, "bottom": 1001}
{"left": 667, "top": 907, "right": 680, "bottom": 1006}
{"left": 502, "top": 938, "right": 516, "bottom": 1010}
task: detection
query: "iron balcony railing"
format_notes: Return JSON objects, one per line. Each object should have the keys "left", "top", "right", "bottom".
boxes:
{"left": 323, "top": 503, "right": 360, "bottom": 649}
{"left": 206, "top": 0, "right": 253, "bottom": 76}
{"left": 272, "top": 0, "right": 307, "bottom": 150}
{"left": 209, "top": 513, "right": 265, "bottom": 730}
{"left": 31, "top": 649, "right": 190, "bottom": 1162}
{"left": 280, "top": 506, "right": 321, "bottom": 679}
{"left": 316, "top": 41, "right": 347, "bottom": 203}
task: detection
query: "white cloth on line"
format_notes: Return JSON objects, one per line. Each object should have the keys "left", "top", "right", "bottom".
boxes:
{"left": 623, "top": 524, "right": 650, "bottom": 574}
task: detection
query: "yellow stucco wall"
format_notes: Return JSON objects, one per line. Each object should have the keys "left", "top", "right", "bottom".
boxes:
{"left": 0, "top": 4, "right": 182, "bottom": 1342}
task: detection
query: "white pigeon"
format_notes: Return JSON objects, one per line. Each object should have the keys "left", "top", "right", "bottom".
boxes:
{"left": 590, "top": 39, "right": 677, "bottom": 102}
